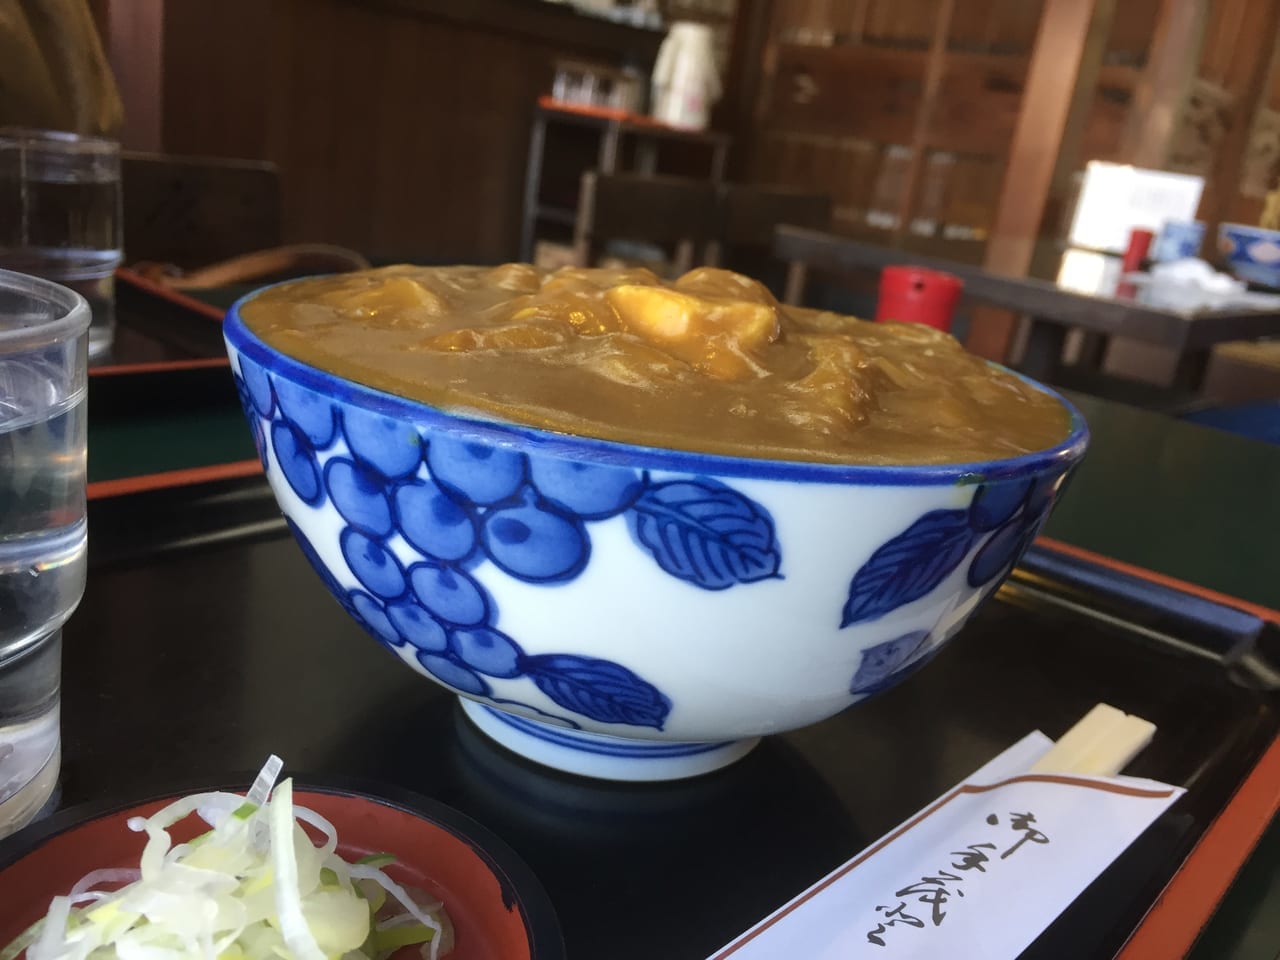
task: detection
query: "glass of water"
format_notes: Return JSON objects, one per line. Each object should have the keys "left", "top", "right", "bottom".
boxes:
{"left": 0, "top": 128, "right": 122, "bottom": 363}
{"left": 0, "top": 269, "right": 88, "bottom": 839}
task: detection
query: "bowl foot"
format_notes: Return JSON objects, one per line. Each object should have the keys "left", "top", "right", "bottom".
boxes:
{"left": 459, "top": 700, "right": 759, "bottom": 781}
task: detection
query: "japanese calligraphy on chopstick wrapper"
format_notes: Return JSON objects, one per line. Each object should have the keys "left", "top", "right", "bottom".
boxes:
{"left": 708, "top": 732, "right": 1184, "bottom": 960}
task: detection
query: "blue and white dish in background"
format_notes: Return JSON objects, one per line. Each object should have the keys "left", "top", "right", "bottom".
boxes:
{"left": 1219, "top": 222, "right": 1280, "bottom": 289}
{"left": 1151, "top": 220, "right": 1205, "bottom": 263}
{"left": 224, "top": 296, "right": 1089, "bottom": 782}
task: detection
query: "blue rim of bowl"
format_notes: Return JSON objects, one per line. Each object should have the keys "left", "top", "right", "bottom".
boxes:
{"left": 0, "top": 774, "right": 566, "bottom": 960}
{"left": 224, "top": 284, "right": 1090, "bottom": 487}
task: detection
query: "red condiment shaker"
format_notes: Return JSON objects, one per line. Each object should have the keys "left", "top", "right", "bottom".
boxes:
{"left": 1121, "top": 228, "right": 1154, "bottom": 274}
{"left": 875, "top": 266, "right": 963, "bottom": 332}
{"left": 1115, "top": 227, "right": 1155, "bottom": 300}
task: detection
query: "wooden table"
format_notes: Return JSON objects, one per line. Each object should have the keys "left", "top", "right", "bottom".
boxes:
{"left": 48, "top": 473, "right": 1279, "bottom": 960}
{"left": 774, "top": 225, "right": 1280, "bottom": 393}
{"left": 40, "top": 283, "right": 1280, "bottom": 958}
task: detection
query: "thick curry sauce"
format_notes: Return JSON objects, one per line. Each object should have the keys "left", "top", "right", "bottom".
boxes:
{"left": 240, "top": 264, "right": 1072, "bottom": 465}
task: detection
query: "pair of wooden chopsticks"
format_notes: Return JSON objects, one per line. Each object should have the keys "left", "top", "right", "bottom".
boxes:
{"left": 1031, "top": 703, "right": 1157, "bottom": 777}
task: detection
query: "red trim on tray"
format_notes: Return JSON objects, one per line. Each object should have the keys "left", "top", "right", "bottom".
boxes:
{"left": 1032, "top": 535, "right": 1280, "bottom": 954}
{"left": 1035, "top": 536, "right": 1280, "bottom": 625}
{"left": 89, "top": 269, "right": 231, "bottom": 377}
{"left": 114, "top": 267, "right": 227, "bottom": 322}
{"left": 90, "top": 357, "right": 231, "bottom": 376}
{"left": 1115, "top": 736, "right": 1280, "bottom": 960}
{"left": 87, "top": 459, "right": 262, "bottom": 500}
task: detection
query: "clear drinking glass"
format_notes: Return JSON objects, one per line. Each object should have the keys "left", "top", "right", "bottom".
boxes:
{"left": 0, "top": 128, "right": 122, "bottom": 363}
{"left": 0, "top": 269, "right": 89, "bottom": 838}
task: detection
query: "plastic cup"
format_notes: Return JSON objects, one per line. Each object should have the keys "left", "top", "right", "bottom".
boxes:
{"left": 0, "top": 128, "right": 122, "bottom": 363}
{"left": 0, "top": 269, "right": 89, "bottom": 838}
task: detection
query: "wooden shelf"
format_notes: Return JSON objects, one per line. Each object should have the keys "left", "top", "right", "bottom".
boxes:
{"left": 349, "top": 0, "right": 665, "bottom": 63}
{"left": 520, "top": 107, "right": 732, "bottom": 262}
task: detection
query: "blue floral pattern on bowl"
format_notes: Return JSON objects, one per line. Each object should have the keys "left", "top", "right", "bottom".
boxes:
{"left": 841, "top": 474, "right": 1064, "bottom": 697}
{"left": 841, "top": 475, "right": 1060, "bottom": 627}
{"left": 231, "top": 366, "right": 791, "bottom": 735}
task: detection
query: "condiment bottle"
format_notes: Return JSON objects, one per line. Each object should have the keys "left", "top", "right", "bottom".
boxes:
{"left": 651, "top": 23, "right": 721, "bottom": 131}
{"left": 1121, "top": 228, "right": 1154, "bottom": 274}
{"left": 875, "top": 266, "right": 963, "bottom": 332}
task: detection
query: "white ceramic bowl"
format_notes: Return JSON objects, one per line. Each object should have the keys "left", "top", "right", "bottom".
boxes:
{"left": 224, "top": 297, "right": 1088, "bottom": 781}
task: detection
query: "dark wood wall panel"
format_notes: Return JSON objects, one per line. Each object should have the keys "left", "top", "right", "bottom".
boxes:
{"left": 928, "top": 54, "right": 1025, "bottom": 154}
{"left": 758, "top": 44, "right": 1130, "bottom": 160}
{"left": 160, "top": 0, "right": 660, "bottom": 264}
{"left": 162, "top": 1, "right": 272, "bottom": 166}
{"left": 760, "top": 46, "right": 922, "bottom": 142}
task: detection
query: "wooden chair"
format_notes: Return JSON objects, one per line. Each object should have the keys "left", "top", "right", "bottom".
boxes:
{"left": 712, "top": 183, "right": 832, "bottom": 300}
{"left": 122, "top": 151, "right": 283, "bottom": 267}
{"left": 572, "top": 171, "right": 720, "bottom": 275}
{"left": 716, "top": 183, "right": 832, "bottom": 249}
{"left": 122, "top": 151, "right": 369, "bottom": 289}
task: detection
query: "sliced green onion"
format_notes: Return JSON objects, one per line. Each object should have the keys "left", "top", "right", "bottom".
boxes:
{"left": 374, "top": 922, "right": 436, "bottom": 953}
{"left": 2, "top": 757, "right": 453, "bottom": 960}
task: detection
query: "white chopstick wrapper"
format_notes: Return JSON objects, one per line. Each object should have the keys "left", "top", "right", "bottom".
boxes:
{"left": 707, "top": 707, "right": 1183, "bottom": 960}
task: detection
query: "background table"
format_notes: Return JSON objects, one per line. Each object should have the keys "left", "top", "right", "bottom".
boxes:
{"left": 775, "top": 226, "right": 1280, "bottom": 396}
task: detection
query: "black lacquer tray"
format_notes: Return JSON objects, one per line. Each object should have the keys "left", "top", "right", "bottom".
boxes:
{"left": 50, "top": 473, "right": 1279, "bottom": 959}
